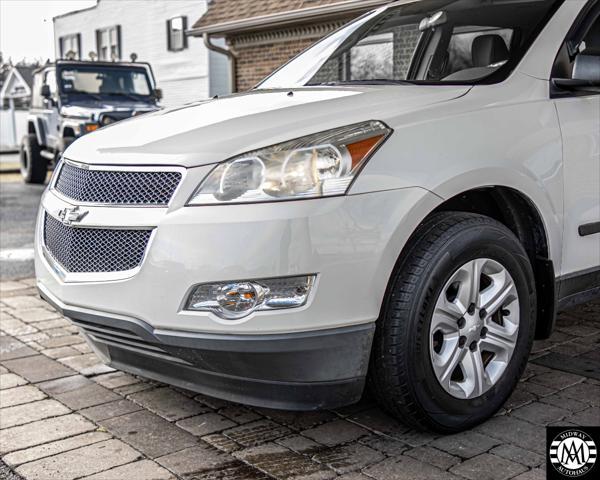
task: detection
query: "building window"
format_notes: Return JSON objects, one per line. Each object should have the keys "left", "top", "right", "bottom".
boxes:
{"left": 59, "top": 34, "right": 81, "bottom": 59}
{"left": 96, "top": 26, "right": 121, "bottom": 60}
{"left": 167, "top": 16, "right": 188, "bottom": 51}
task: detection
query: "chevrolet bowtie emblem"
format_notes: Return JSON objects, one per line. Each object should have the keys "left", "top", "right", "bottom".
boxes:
{"left": 57, "top": 206, "right": 89, "bottom": 225}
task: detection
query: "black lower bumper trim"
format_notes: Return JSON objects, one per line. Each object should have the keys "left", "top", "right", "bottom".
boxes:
{"left": 39, "top": 288, "right": 374, "bottom": 410}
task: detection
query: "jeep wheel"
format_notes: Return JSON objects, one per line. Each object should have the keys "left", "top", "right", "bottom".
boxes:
{"left": 370, "top": 212, "right": 536, "bottom": 433}
{"left": 20, "top": 134, "right": 47, "bottom": 184}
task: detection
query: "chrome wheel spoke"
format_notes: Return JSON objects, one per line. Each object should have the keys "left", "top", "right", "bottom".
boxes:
{"left": 460, "top": 348, "right": 492, "bottom": 397}
{"left": 433, "top": 339, "right": 465, "bottom": 385}
{"left": 431, "top": 307, "right": 461, "bottom": 333}
{"left": 481, "top": 322, "right": 517, "bottom": 355}
{"left": 479, "top": 270, "right": 517, "bottom": 316}
{"left": 436, "top": 293, "right": 466, "bottom": 320}
{"left": 452, "top": 259, "right": 485, "bottom": 312}
{"left": 465, "top": 259, "right": 485, "bottom": 306}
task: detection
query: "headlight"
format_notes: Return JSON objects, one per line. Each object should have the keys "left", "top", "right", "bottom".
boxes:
{"left": 188, "top": 120, "right": 391, "bottom": 205}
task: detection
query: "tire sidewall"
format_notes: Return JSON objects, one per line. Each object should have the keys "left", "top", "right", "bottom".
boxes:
{"left": 20, "top": 135, "right": 32, "bottom": 181}
{"left": 404, "top": 224, "right": 535, "bottom": 430}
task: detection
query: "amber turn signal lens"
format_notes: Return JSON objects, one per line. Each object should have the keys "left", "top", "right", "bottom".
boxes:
{"left": 347, "top": 135, "right": 386, "bottom": 170}
{"left": 85, "top": 124, "right": 99, "bottom": 132}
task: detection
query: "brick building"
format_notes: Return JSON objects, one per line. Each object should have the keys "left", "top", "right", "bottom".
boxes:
{"left": 189, "top": 0, "right": 391, "bottom": 92}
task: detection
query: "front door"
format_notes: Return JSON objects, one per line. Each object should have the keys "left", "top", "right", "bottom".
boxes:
{"left": 554, "top": 12, "right": 600, "bottom": 289}
{"left": 40, "top": 68, "right": 60, "bottom": 150}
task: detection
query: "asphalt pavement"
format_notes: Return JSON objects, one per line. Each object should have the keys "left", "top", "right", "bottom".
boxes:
{"left": 0, "top": 155, "right": 45, "bottom": 279}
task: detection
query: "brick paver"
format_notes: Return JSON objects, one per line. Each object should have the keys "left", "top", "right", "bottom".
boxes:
{"left": 1, "top": 279, "right": 599, "bottom": 479}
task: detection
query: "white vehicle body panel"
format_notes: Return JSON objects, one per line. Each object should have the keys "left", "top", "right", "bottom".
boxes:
{"left": 556, "top": 95, "right": 600, "bottom": 276}
{"left": 33, "top": 0, "right": 599, "bottom": 410}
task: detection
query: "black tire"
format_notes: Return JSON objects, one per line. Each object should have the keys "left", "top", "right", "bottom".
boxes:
{"left": 20, "top": 134, "right": 47, "bottom": 184}
{"left": 369, "top": 212, "right": 536, "bottom": 433}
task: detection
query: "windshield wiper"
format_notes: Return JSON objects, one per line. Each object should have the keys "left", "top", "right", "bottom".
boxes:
{"left": 307, "top": 79, "right": 417, "bottom": 86}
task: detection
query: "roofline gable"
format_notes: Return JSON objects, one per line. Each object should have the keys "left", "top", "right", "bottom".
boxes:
{"left": 53, "top": 0, "right": 99, "bottom": 22}
{"left": 0, "top": 67, "right": 32, "bottom": 100}
{"left": 188, "top": 0, "right": 392, "bottom": 36}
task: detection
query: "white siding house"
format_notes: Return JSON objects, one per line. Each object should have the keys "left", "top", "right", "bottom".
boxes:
{"left": 53, "top": 0, "right": 230, "bottom": 107}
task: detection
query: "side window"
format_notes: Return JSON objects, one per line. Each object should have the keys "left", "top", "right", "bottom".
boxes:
{"left": 446, "top": 27, "right": 513, "bottom": 76}
{"left": 310, "top": 23, "right": 421, "bottom": 84}
{"left": 45, "top": 70, "right": 57, "bottom": 99}
{"left": 31, "top": 73, "right": 43, "bottom": 109}
{"left": 167, "top": 16, "right": 188, "bottom": 51}
{"left": 59, "top": 34, "right": 81, "bottom": 60}
{"left": 96, "top": 26, "right": 121, "bottom": 60}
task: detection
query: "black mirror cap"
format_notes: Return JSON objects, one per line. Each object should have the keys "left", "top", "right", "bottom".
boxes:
{"left": 41, "top": 85, "right": 51, "bottom": 98}
{"left": 153, "top": 88, "right": 163, "bottom": 101}
{"left": 573, "top": 53, "right": 600, "bottom": 82}
{"left": 553, "top": 78, "right": 600, "bottom": 94}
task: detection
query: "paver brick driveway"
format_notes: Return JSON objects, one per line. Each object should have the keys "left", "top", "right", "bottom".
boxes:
{"left": 1, "top": 279, "right": 599, "bottom": 480}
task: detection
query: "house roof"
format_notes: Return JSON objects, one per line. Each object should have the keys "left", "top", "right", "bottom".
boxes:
{"left": 190, "top": 0, "right": 391, "bottom": 36}
{"left": 0, "top": 66, "right": 35, "bottom": 100}
{"left": 15, "top": 66, "right": 35, "bottom": 89}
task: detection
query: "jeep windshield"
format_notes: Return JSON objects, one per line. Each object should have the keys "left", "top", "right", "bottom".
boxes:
{"left": 258, "top": 0, "right": 564, "bottom": 88}
{"left": 58, "top": 65, "right": 153, "bottom": 100}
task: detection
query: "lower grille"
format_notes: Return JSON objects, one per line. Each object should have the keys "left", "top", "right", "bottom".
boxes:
{"left": 73, "top": 319, "right": 190, "bottom": 365}
{"left": 43, "top": 212, "right": 152, "bottom": 273}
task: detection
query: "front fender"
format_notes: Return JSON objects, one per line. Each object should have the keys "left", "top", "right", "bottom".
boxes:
{"left": 27, "top": 115, "right": 46, "bottom": 146}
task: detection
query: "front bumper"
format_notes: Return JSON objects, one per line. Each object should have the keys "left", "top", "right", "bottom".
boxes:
{"left": 40, "top": 286, "right": 373, "bottom": 410}
{"left": 35, "top": 171, "right": 440, "bottom": 409}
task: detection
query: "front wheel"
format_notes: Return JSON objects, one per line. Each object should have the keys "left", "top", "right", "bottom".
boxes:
{"left": 20, "top": 134, "right": 47, "bottom": 184}
{"left": 369, "top": 212, "right": 536, "bottom": 433}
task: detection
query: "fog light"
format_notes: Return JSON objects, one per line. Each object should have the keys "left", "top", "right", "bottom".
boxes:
{"left": 185, "top": 275, "right": 316, "bottom": 320}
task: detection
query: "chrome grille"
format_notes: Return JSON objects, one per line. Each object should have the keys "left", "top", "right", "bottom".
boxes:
{"left": 54, "top": 162, "right": 182, "bottom": 205}
{"left": 43, "top": 213, "right": 152, "bottom": 273}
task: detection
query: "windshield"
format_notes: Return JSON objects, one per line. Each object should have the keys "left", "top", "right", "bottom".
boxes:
{"left": 259, "top": 0, "right": 563, "bottom": 88}
{"left": 58, "top": 65, "right": 153, "bottom": 97}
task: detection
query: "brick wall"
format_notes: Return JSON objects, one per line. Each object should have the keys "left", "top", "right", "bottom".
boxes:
{"left": 232, "top": 36, "right": 317, "bottom": 91}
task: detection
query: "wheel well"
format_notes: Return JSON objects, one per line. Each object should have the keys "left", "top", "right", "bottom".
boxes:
{"left": 432, "top": 187, "right": 556, "bottom": 339}
{"left": 63, "top": 127, "right": 76, "bottom": 138}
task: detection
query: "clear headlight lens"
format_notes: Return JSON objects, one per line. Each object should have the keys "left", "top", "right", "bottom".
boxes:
{"left": 184, "top": 275, "right": 316, "bottom": 320}
{"left": 188, "top": 121, "right": 391, "bottom": 205}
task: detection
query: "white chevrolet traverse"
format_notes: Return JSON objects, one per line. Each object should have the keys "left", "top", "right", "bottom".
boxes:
{"left": 36, "top": 0, "right": 600, "bottom": 432}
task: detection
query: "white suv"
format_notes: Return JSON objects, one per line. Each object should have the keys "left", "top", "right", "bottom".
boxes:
{"left": 35, "top": 0, "right": 599, "bottom": 432}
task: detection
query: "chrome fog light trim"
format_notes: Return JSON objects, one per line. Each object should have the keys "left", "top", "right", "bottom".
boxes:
{"left": 184, "top": 275, "right": 316, "bottom": 320}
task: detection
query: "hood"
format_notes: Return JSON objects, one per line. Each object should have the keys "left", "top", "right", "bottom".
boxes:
{"left": 65, "top": 85, "right": 471, "bottom": 166}
{"left": 61, "top": 100, "right": 157, "bottom": 121}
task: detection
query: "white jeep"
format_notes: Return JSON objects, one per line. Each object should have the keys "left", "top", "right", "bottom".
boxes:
{"left": 35, "top": 0, "right": 599, "bottom": 432}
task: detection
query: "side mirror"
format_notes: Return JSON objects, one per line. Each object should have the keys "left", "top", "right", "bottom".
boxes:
{"left": 553, "top": 54, "right": 600, "bottom": 93}
{"left": 41, "top": 84, "right": 51, "bottom": 98}
{"left": 573, "top": 54, "right": 600, "bottom": 82}
{"left": 153, "top": 88, "right": 163, "bottom": 101}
